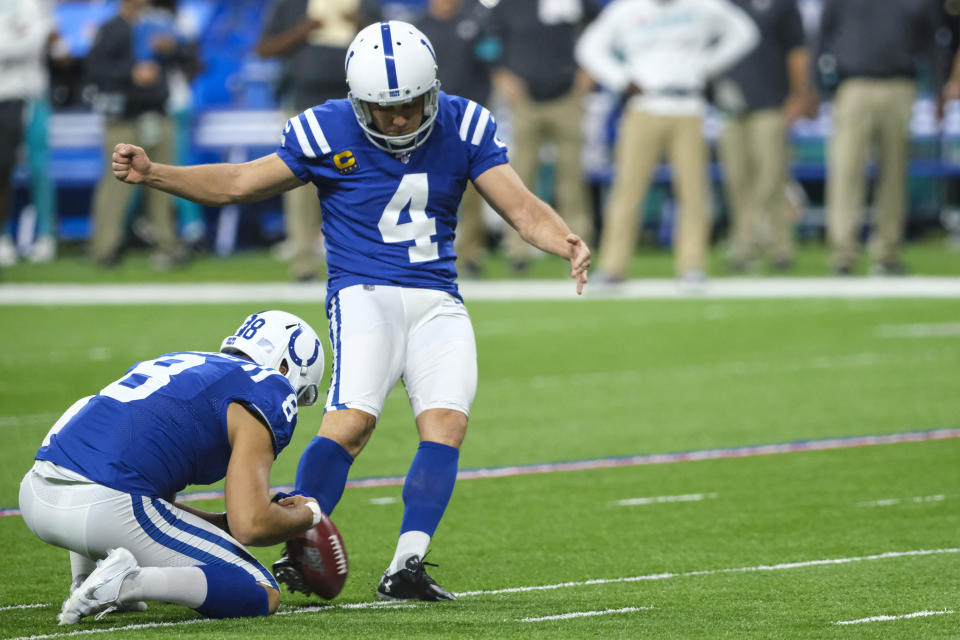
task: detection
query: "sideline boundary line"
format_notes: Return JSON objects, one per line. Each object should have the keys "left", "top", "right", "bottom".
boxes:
{"left": 2, "top": 427, "right": 956, "bottom": 518}
{"left": 2, "top": 277, "right": 960, "bottom": 305}
{"left": 4, "top": 548, "right": 957, "bottom": 640}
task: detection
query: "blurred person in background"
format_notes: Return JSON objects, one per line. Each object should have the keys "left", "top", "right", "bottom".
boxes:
{"left": 417, "top": 0, "right": 495, "bottom": 277}
{"left": 487, "top": 0, "right": 598, "bottom": 274}
{"left": 86, "top": 0, "right": 190, "bottom": 270}
{"left": 22, "top": 0, "right": 64, "bottom": 264}
{"left": 0, "top": 0, "right": 51, "bottom": 273}
{"left": 576, "top": 0, "right": 758, "bottom": 285}
{"left": 818, "top": 0, "right": 940, "bottom": 276}
{"left": 714, "top": 0, "right": 817, "bottom": 273}
{"left": 256, "top": 0, "right": 380, "bottom": 282}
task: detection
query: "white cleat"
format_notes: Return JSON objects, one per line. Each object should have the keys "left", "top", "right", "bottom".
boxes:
{"left": 58, "top": 548, "right": 140, "bottom": 625}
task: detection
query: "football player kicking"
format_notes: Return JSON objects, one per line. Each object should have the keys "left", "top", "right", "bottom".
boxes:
{"left": 19, "top": 311, "right": 326, "bottom": 624}
{"left": 109, "top": 21, "right": 591, "bottom": 601}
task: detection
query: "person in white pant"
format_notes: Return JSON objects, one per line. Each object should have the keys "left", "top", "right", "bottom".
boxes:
{"left": 19, "top": 310, "right": 325, "bottom": 624}
{"left": 575, "top": 0, "right": 758, "bottom": 283}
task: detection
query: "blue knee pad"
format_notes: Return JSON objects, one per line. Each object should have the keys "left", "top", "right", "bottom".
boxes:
{"left": 195, "top": 564, "right": 270, "bottom": 619}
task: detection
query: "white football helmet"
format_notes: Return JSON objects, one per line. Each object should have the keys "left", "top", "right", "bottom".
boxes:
{"left": 220, "top": 310, "right": 324, "bottom": 407}
{"left": 345, "top": 21, "right": 440, "bottom": 153}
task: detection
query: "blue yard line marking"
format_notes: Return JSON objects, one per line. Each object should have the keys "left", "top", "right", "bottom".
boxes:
{"left": 4, "top": 427, "right": 955, "bottom": 517}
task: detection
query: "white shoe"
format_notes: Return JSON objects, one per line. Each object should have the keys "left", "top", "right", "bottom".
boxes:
{"left": 66, "top": 571, "right": 147, "bottom": 617}
{"left": 29, "top": 235, "right": 57, "bottom": 263}
{"left": 0, "top": 235, "right": 16, "bottom": 266}
{"left": 58, "top": 548, "right": 140, "bottom": 625}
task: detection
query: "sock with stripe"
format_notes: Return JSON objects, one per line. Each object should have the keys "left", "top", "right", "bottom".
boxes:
{"left": 388, "top": 441, "right": 459, "bottom": 574}
{"left": 119, "top": 566, "right": 207, "bottom": 609}
{"left": 294, "top": 436, "right": 355, "bottom": 515}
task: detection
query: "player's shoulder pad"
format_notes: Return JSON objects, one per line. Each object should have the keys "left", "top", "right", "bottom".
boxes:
{"left": 443, "top": 92, "right": 502, "bottom": 148}
{"left": 281, "top": 100, "right": 353, "bottom": 160}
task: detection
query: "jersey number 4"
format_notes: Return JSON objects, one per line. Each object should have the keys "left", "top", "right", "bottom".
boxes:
{"left": 378, "top": 173, "right": 439, "bottom": 263}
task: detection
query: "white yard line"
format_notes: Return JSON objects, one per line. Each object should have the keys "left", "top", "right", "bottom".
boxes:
{"left": 2, "top": 278, "right": 960, "bottom": 306}
{"left": 3, "top": 602, "right": 413, "bottom": 640}
{"left": 614, "top": 493, "right": 716, "bottom": 507}
{"left": 834, "top": 609, "right": 955, "bottom": 625}
{"left": 454, "top": 548, "right": 959, "bottom": 597}
{"left": 0, "top": 604, "right": 47, "bottom": 611}
{"left": 875, "top": 322, "right": 960, "bottom": 338}
{"left": 0, "top": 414, "right": 60, "bottom": 429}
{"left": 4, "top": 548, "right": 957, "bottom": 640}
{"left": 857, "top": 495, "right": 945, "bottom": 507}
{"left": 519, "top": 606, "right": 652, "bottom": 622}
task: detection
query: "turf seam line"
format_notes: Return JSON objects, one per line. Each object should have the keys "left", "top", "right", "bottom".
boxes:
{"left": 2, "top": 427, "right": 956, "bottom": 518}
{"left": 519, "top": 606, "right": 653, "bottom": 622}
{"left": 834, "top": 609, "right": 955, "bottom": 625}
{"left": 5, "top": 549, "right": 956, "bottom": 639}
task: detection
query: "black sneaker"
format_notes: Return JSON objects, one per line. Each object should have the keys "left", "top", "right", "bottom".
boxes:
{"left": 272, "top": 553, "right": 312, "bottom": 596}
{"left": 376, "top": 555, "right": 456, "bottom": 601}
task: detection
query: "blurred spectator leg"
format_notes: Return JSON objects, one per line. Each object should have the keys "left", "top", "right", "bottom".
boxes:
{"left": 552, "top": 89, "right": 593, "bottom": 246}
{"left": 750, "top": 110, "right": 793, "bottom": 268}
{"left": 142, "top": 114, "right": 185, "bottom": 270}
{"left": 90, "top": 122, "right": 137, "bottom": 266}
{"left": 869, "top": 80, "right": 914, "bottom": 273}
{"left": 826, "top": 80, "right": 870, "bottom": 274}
{"left": 669, "top": 115, "right": 710, "bottom": 281}
{"left": 502, "top": 97, "right": 540, "bottom": 272}
{"left": 719, "top": 115, "right": 754, "bottom": 270}
{"left": 0, "top": 99, "right": 24, "bottom": 268}
{"left": 597, "top": 110, "right": 662, "bottom": 282}
{"left": 283, "top": 182, "right": 322, "bottom": 282}
{"left": 456, "top": 181, "right": 486, "bottom": 277}
{"left": 26, "top": 97, "right": 58, "bottom": 263}
{"left": 174, "top": 105, "right": 205, "bottom": 250}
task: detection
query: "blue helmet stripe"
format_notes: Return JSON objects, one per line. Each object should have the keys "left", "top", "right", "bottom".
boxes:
{"left": 380, "top": 22, "right": 400, "bottom": 96}
{"left": 420, "top": 38, "right": 436, "bottom": 63}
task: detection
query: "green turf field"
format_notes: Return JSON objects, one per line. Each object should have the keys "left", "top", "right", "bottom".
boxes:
{"left": 1, "top": 295, "right": 958, "bottom": 638}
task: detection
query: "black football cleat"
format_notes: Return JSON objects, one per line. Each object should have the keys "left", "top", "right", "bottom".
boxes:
{"left": 376, "top": 555, "right": 456, "bottom": 601}
{"left": 272, "top": 552, "right": 312, "bottom": 596}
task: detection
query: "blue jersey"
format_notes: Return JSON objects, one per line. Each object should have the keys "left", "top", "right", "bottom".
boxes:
{"left": 275, "top": 92, "right": 509, "bottom": 307}
{"left": 36, "top": 352, "right": 299, "bottom": 499}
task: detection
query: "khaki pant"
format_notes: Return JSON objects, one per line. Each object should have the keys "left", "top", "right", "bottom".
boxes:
{"left": 283, "top": 110, "right": 323, "bottom": 280}
{"left": 826, "top": 78, "right": 915, "bottom": 268}
{"left": 600, "top": 110, "right": 710, "bottom": 277}
{"left": 90, "top": 114, "right": 179, "bottom": 262}
{"left": 455, "top": 181, "right": 486, "bottom": 267}
{"left": 502, "top": 89, "right": 592, "bottom": 263}
{"left": 719, "top": 109, "right": 793, "bottom": 264}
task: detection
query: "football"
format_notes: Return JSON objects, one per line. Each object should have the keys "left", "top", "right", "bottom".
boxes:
{"left": 285, "top": 515, "right": 349, "bottom": 600}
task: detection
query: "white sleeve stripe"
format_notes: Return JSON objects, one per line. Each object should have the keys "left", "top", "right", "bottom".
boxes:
{"left": 459, "top": 101, "right": 478, "bottom": 141}
{"left": 290, "top": 116, "right": 316, "bottom": 158}
{"left": 303, "top": 108, "right": 332, "bottom": 155}
{"left": 471, "top": 107, "right": 491, "bottom": 146}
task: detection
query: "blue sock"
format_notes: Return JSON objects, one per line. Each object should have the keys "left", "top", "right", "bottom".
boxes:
{"left": 400, "top": 441, "right": 460, "bottom": 537}
{"left": 195, "top": 565, "right": 269, "bottom": 619}
{"left": 294, "top": 436, "right": 354, "bottom": 515}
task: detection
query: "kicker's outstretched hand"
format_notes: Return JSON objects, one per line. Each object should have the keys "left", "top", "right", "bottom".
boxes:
{"left": 566, "top": 234, "right": 590, "bottom": 295}
{"left": 112, "top": 143, "right": 152, "bottom": 184}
